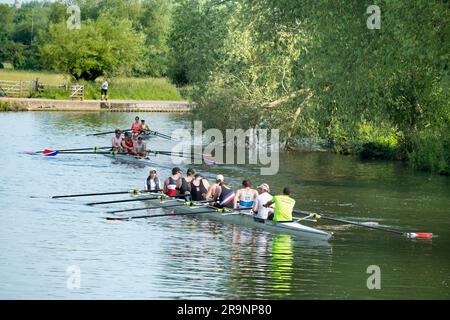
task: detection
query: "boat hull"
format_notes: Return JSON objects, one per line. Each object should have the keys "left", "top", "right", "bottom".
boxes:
{"left": 104, "top": 153, "right": 152, "bottom": 165}
{"left": 142, "top": 196, "right": 332, "bottom": 241}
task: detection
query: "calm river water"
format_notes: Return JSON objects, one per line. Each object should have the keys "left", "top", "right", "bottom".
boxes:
{"left": 0, "top": 112, "right": 448, "bottom": 299}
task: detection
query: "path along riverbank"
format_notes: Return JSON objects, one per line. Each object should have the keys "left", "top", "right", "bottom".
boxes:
{"left": 0, "top": 97, "right": 191, "bottom": 112}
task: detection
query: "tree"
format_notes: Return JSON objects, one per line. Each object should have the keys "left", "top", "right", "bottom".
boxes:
{"left": 40, "top": 17, "right": 144, "bottom": 80}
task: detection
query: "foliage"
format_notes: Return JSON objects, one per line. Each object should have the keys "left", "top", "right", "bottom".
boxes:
{"left": 40, "top": 18, "right": 144, "bottom": 80}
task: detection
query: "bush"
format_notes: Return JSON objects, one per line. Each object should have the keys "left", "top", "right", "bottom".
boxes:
{"left": 408, "top": 127, "right": 450, "bottom": 175}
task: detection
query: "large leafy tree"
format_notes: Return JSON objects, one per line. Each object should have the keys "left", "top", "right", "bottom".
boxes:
{"left": 40, "top": 17, "right": 144, "bottom": 80}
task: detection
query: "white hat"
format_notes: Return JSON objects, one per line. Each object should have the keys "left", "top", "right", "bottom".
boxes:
{"left": 257, "top": 183, "right": 270, "bottom": 191}
{"left": 149, "top": 167, "right": 157, "bottom": 173}
{"left": 216, "top": 174, "right": 224, "bottom": 182}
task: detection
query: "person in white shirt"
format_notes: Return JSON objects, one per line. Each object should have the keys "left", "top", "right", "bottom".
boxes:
{"left": 252, "top": 183, "right": 274, "bottom": 220}
{"left": 111, "top": 129, "right": 123, "bottom": 152}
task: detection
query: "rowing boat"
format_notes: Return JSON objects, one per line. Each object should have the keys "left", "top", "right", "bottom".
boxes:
{"left": 104, "top": 152, "right": 152, "bottom": 165}
{"left": 139, "top": 195, "right": 333, "bottom": 240}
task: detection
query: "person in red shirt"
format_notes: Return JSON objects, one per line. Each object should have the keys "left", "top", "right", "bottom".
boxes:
{"left": 131, "top": 116, "right": 141, "bottom": 138}
{"left": 121, "top": 132, "right": 134, "bottom": 154}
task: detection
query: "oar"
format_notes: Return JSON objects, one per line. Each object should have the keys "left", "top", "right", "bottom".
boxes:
{"left": 293, "top": 209, "right": 433, "bottom": 239}
{"left": 106, "top": 207, "right": 249, "bottom": 221}
{"left": 148, "top": 150, "right": 218, "bottom": 165}
{"left": 86, "top": 194, "right": 187, "bottom": 206}
{"left": 107, "top": 200, "right": 210, "bottom": 214}
{"left": 52, "top": 189, "right": 162, "bottom": 199}
{"left": 25, "top": 146, "right": 111, "bottom": 155}
{"left": 86, "top": 129, "right": 131, "bottom": 136}
{"left": 146, "top": 130, "right": 177, "bottom": 141}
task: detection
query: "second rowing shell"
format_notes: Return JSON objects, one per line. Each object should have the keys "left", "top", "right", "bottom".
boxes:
{"left": 104, "top": 153, "right": 152, "bottom": 165}
{"left": 141, "top": 196, "right": 333, "bottom": 241}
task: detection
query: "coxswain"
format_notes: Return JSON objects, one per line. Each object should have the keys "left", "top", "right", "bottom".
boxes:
{"left": 264, "top": 187, "right": 295, "bottom": 222}
{"left": 190, "top": 173, "right": 210, "bottom": 201}
{"left": 233, "top": 179, "right": 258, "bottom": 209}
{"left": 133, "top": 136, "right": 147, "bottom": 157}
{"left": 140, "top": 119, "right": 150, "bottom": 134}
{"left": 111, "top": 129, "right": 123, "bottom": 152}
{"left": 163, "top": 167, "right": 182, "bottom": 197}
{"left": 252, "top": 183, "right": 273, "bottom": 220}
{"left": 145, "top": 167, "right": 161, "bottom": 192}
{"left": 131, "top": 116, "right": 141, "bottom": 137}
{"left": 121, "top": 132, "right": 134, "bottom": 154}
{"left": 205, "top": 174, "right": 235, "bottom": 208}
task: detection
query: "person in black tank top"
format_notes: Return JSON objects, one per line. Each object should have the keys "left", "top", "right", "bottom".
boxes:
{"left": 179, "top": 168, "right": 196, "bottom": 200}
{"left": 190, "top": 174, "right": 210, "bottom": 201}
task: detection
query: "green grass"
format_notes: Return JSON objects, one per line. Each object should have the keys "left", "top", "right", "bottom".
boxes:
{"left": 0, "top": 69, "right": 67, "bottom": 84}
{"left": 0, "top": 100, "right": 27, "bottom": 112}
{"left": 0, "top": 70, "right": 183, "bottom": 101}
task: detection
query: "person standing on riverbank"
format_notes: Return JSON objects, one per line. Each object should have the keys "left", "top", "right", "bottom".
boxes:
{"left": 101, "top": 78, "right": 108, "bottom": 101}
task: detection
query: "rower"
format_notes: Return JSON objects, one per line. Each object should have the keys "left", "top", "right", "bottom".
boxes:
{"left": 121, "top": 132, "right": 134, "bottom": 154}
{"left": 131, "top": 116, "right": 141, "bottom": 138}
{"left": 111, "top": 129, "right": 123, "bottom": 152}
{"left": 264, "top": 187, "right": 296, "bottom": 222}
{"left": 205, "top": 174, "right": 235, "bottom": 208}
{"left": 233, "top": 179, "right": 258, "bottom": 209}
{"left": 163, "top": 167, "right": 182, "bottom": 197}
{"left": 140, "top": 119, "right": 150, "bottom": 134}
{"left": 145, "top": 167, "right": 161, "bottom": 192}
{"left": 190, "top": 173, "right": 210, "bottom": 201}
{"left": 252, "top": 183, "right": 274, "bottom": 220}
{"left": 133, "top": 136, "right": 147, "bottom": 158}
{"left": 179, "top": 168, "right": 195, "bottom": 200}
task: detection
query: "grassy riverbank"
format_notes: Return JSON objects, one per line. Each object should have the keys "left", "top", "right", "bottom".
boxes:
{"left": 0, "top": 70, "right": 182, "bottom": 101}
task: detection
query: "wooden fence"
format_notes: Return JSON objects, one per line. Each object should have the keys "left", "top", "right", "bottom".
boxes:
{"left": 0, "top": 78, "right": 75, "bottom": 98}
{"left": 0, "top": 80, "right": 31, "bottom": 98}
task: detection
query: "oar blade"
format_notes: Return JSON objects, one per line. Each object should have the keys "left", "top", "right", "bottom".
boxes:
{"left": 43, "top": 149, "right": 59, "bottom": 156}
{"left": 406, "top": 232, "right": 434, "bottom": 239}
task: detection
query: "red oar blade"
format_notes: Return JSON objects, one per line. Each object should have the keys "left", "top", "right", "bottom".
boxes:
{"left": 406, "top": 232, "right": 434, "bottom": 239}
{"left": 43, "top": 149, "right": 59, "bottom": 156}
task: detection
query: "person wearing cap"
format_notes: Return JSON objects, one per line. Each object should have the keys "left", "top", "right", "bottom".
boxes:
{"left": 205, "top": 174, "right": 235, "bottom": 208}
{"left": 264, "top": 187, "right": 295, "bottom": 222}
{"left": 111, "top": 129, "right": 123, "bottom": 152}
{"left": 179, "top": 168, "right": 195, "bottom": 197}
{"left": 131, "top": 116, "right": 141, "bottom": 137}
{"left": 121, "top": 132, "right": 134, "bottom": 154}
{"left": 190, "top": 173, "right": 210, "bottom": 201}
{"left": 145, "top": 167, "right": 161, "bottom": 192}
{"left": 252, "top": 183, "right": 274, "bottom": 220}
{"left": 233, "top": 180, "right": 258, "bottom": 209}
{"left": 163, "top": 167, "right": 183, "bottom": 197}
{"left": 133, "top": 136, "right": 147, "bottom": 157}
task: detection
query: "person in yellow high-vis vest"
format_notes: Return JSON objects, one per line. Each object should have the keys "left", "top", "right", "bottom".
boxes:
{"left": 264, "top": 187, "right": 295, "bottom": 222}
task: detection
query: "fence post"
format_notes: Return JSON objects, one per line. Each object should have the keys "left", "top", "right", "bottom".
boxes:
{"left": 19, "top": 80, "right": 23, "bottom": 98}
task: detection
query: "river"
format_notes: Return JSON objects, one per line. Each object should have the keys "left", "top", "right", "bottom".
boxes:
{"left": 0, "top": 112, "right": 448, "bottom": 299}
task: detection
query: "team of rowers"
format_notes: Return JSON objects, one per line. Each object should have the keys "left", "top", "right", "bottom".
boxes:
{"left": 145, "top": 167, "right": 296, "bottom": 223}
{"left": 111, "top": 116, "right": 150, "bottom": 157}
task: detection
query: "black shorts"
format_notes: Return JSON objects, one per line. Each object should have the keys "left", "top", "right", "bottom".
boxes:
{"left": 101, "top": 89, "right": 108, "bottom": 95}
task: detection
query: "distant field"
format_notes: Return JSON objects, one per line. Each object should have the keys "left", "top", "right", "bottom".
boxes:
{"left": 0, "top": 70, "right": 182, "bottom": 101}
{"left": 0, "top": 69, "right": 68, "bottom": 84}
